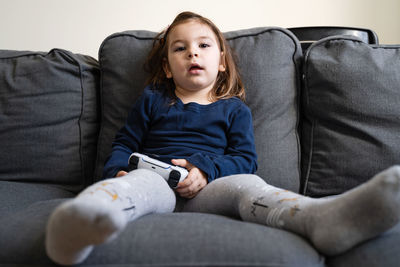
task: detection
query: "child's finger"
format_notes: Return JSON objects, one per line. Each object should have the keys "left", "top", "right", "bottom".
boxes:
{"left": 176, "top": 171, "right": 194, "bottom": 189}
{"left": 171, "top": 158, "right": 187, "bottom": 167}
{"left": 171, "top": 159, "right": 194, "bottom": 170}
{"left": 115, "top": 170, "right": 128, "bottom": 177}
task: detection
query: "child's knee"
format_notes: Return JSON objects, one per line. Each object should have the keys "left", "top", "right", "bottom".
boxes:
{"left": 214, "top": 174, "right": 265, "bottom": 188}
{"left": 246, "top": 174, "right": 266, "bottom": 184}
{"left": 125, "top": 168, "right": 165, "bottom": 182}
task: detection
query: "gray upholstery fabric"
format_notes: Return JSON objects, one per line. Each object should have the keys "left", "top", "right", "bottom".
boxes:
{"left": 95, "top": 27, "right": 302, "bottom": 192}
{"left": 0, "top": 181, "right": 75, "bottom": 217}
{"left": 0, "top": 199, "right": 324, "bottom": 267}
{"left": 301, "top": 37, "right": 400, "bottom": 197}
{"left": 0, "top": 199, "right": 66, "bottom": 266}
{"left": 327, "top": 223, "right": 400, "bottom": 267}
{"left": 0, "top": 49, "right": 100, "bottom": 192}
{"left": 88, "top": 213, "right": 323, "bottom": 266}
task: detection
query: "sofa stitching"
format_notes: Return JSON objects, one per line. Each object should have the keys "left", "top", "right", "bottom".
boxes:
{"left": 52, "top": 48, "right": 87, "bottom": 187}
{"left": 286, "top": 29, "right": 304, "bottom": 194}
{"left": 0, "top": 51, "right": 47, "bottom": 60}
{"left": 302, "top": 45, "right": 313, "bottom": 196}
{"left": 303, "top": 118, "right": 315, "bottom": 196}
{"left": 95, "top": 45, "right": 108, "bottom": 181}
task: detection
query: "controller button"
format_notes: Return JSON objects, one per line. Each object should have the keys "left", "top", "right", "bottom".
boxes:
{"left": 128, "top": 156, "right": 139, "bottom": 170}
{"left": 168, "top": 170, "right": 181, "bottom": 188}
{"left": 170, "top": 170, "right": 181, "bottom": 180}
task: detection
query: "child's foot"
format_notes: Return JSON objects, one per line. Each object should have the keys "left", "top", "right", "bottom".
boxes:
{"left": 46, "top": 198, "right": 127, "bottom": 265}
{"left": 305, "top": 166, "right": 400, "bottom": 255}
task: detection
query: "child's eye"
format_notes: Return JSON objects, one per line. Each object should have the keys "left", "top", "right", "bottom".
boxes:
{"left": 200, "top": 43, "right": 210, "bottom": 48}
{"left": 174, "top": 46, "right": 185, "bottom": 52}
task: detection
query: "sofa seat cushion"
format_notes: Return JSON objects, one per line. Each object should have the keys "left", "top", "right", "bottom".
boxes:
{"left": 0, "top": 49, "right": 100, "bottom": 192}
{"left": 96, "top": 27, "right": 302, "bottom": 191}
{"left": 0, "top": 199, "right": 324, "bottom": 267}
{"left": 301, "top": 36, "right": 400, "bottom": 197}
{"left": 0, "top": 181, "right": 75, "bottom": 217}
{"left": 327, "top": 223, "right": 400, "bottom": 267}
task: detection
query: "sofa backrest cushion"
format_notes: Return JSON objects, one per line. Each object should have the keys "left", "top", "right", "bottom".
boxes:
{"left": 301, "top": 36, "right": 400, "bottom": 197}
{"left": 0, "top": 49, "right": 100, "bottom": 192}
{"left": 96, "top": 27, "right": 302, "bottom": 191}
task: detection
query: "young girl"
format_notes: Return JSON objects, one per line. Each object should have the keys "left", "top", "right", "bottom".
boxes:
{"left": 46, "top": 11, "right": 400, "bottom": 265}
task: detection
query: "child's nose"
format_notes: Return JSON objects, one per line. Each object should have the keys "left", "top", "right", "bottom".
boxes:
{"left": 187, "top": 47, "right": 199, "bottom": 58}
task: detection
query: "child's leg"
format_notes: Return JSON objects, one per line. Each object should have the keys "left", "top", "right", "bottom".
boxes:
{"left": 183, "top": 166, "right": 400, "bottom": 256}
{"left": 46, "top": 169, "right": 175, "bottom": 265}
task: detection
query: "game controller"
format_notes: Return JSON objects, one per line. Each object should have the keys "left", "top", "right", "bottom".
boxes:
{"left": 128, "top": 152, "right": 188, "bottom": 188}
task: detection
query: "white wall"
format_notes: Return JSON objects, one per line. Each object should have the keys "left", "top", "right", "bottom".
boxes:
{"left": 1, "top": 0, "right": 399, "bottom": 58}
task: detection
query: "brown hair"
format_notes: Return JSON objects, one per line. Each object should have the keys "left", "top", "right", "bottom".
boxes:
{"left": 144, "top": 11, "right": 245, "bottom": 102}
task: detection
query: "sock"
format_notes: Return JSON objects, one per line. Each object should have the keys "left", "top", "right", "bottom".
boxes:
{"left": 238, "top": 166, "right": 400, "bottom": 255}
{"left": 46, "top": 169, "right": 176, "bottom": 265}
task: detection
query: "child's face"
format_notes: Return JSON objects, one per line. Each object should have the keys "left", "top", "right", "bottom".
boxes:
{"left": 164, "top": 20, "right": 225, "bottom": 97}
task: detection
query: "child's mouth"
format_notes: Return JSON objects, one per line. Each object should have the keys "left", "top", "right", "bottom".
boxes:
{"left": 189, "top": 64, "right": 204, "bottom": 73}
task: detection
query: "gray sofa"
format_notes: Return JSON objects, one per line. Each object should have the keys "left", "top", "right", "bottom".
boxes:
{"left": 1, "top": 26, "right": 400, "bottom": 267}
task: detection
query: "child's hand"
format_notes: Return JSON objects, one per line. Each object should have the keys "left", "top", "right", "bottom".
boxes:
{"left": 115, "top": 170, "right": 128, "bottom": 177}
{"left": 172, "top": 159, "right": 208, "bottom": 199}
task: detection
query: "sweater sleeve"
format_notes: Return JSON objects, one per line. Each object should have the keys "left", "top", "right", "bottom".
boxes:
{"left": 102, "top": 88, "right": 154, "bottom": 178}
{"left": 187, "top": 103, "right": 258, "bottom": 182}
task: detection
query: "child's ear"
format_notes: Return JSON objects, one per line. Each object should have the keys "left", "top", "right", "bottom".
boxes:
{"left": 219, "top": 51, "right": 226, "bottom": 72}
{"left": 163, "top": 58, "right": 173, "bottom": 78}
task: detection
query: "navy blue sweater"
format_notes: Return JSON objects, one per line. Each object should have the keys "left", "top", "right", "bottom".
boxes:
{"left": 103, "top": 85, "right": 258, "bottom": 182}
